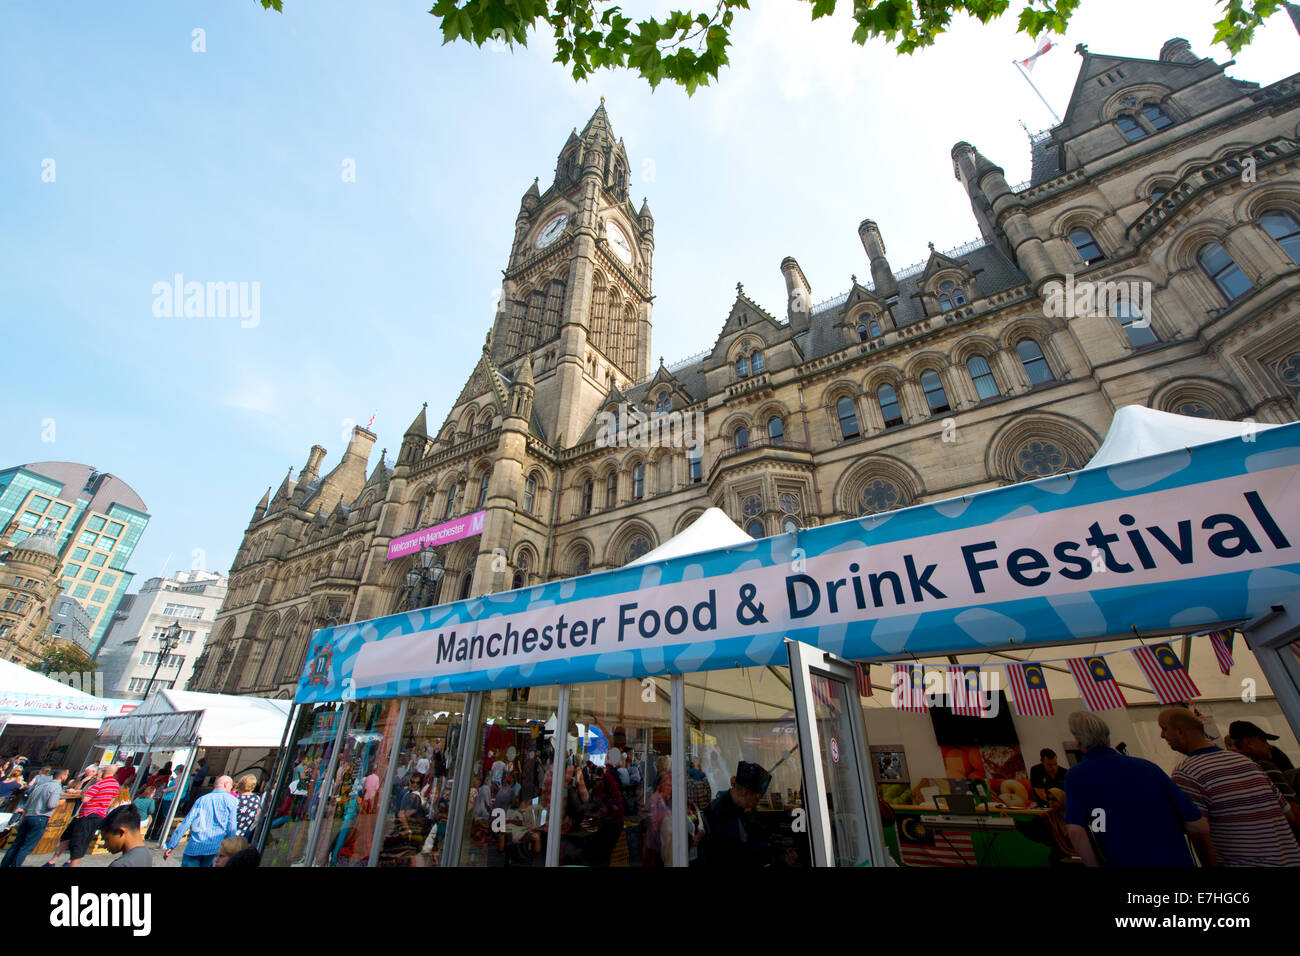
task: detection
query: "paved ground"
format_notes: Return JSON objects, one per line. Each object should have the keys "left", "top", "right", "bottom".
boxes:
{"left": 19, "top": 838, "right": 184, "bottom": 868}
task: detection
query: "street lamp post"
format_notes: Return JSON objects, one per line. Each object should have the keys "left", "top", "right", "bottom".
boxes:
{"left": 403, "top": 545, "right": 445, "bottom": 610}
{"left": 144, "top": 620, "right": 182, "bottom": 699}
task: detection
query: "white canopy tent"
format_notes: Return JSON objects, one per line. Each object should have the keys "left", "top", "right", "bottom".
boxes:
{"left": 95, "top": 689, "right": 292, "bottom": 750}
{"left": 1084, "top": 404, "right": 1281, "bottom": 469}
{"left": 0, "top": 658, "right": 134, "bottom": 729}
{"left": 626, "top": 507, "right": 752, "bottom": 566}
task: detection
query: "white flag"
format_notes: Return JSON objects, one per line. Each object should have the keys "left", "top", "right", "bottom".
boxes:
{"left": 1020, "top": 37, "right": 1056, "bottom": 72}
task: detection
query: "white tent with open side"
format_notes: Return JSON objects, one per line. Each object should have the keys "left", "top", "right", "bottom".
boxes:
{"left": 0, "top": 657, "right": 136, "bottom": 729}
{"left": 95, "top": 689, "right": 292, "bottom": 750}
{"left": 1084, "top": 404, "right": 1281, "bottom": 470}
{"left": 626, "top": 507, "right": 752, "bottom": 566}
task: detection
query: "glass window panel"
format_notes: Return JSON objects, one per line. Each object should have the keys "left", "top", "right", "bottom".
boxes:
{"left": 18, "top": 512, "right": 39, "bottom": 528}
{"left": 1141, "top": 103, "right": 1173, "bottom": 129}
{"left": 73, "top": 584, "right": 91, "bottom": 599}
{"left": 1017, "top": 339, "right": 1053, "bottom": 385}
{"left": 106, "top": 520, "right": 125, "bottom": 536}
{"left": 457, "top": 686, "right": 564, "bottom": 867}
{"left": 768, "top": 416, "right": 784, "bottom": 444}
{"left": 92, "top": 588, "right": 108, "bottom": 603}
{"left": 734, "top": 427, "right": 749, "bottom": 451}
{"left": 64, "top": 565, "right": 81, "bottom": 579}
{"left": 557, "top": 678, "right": 672, "bottom": 867}
{"left": 90, "top": 553, "right": 107, "bottom": 567}
{"left": 1262, "top": 210, "right": 1300, "bottom": 264}
{"left": 1069, "top": 229, "right": 1105, "bottom": 264}
{"left": 837, "top": 397, "right": 859, "bottom": 438}
{"left": 87, "top": 516, "right": 106, "bottom": 532}
{"left": 48, "top": 503, "right": 70, "bottom": 520}
{"left": 878, "top": 385, "right": 902, "bottom": 428}
{"left": 312, "top": 699, "right": 405, "bottom": 867}
{"left": 262, "top": 704, "right": 345, "bottom": 867}
{"left": 1115, "top": 299, "right": 1158, "bottom": 347}
{"left": 751, "top": 352, "right": 764, "bottom": 373}
{"left": 736, "top": 356, "right": 748, "bottom": 378}
{"left": 100, "top": 573, "right": 116, "bottom": 587}
{"left": 30, "top": 495, "right": 52, "bottom": 511}
{"left": 78, "top": 531, "right": 97, "bottom": 546}
{"left": 1198, "top": 242, "right": 1253, "bottom": 300}
{"left": 684, "top": 666, "right": 810, "bottom": 868}
{"left": 83, "top": 569, "right": 99, "bottom": 583}
{"left": 375, "top": 694, "right": 467, "bottom": 867}
{"left": 966, "top": 355, "right": 999, "bottom": 400}
{"left": 72, "top": 547, "right": 89, "bottom": 562}
{"left": 1116, "top": 114, "right": 1146, "bottom": 141}
{"left": 920, "top": 369, "right": 950, "bottom": 414}
{"left": 869, "top": 321, "right": 881, "bottom": 338}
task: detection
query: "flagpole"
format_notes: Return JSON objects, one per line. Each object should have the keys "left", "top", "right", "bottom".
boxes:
{"left": 1013, "top": 58, "right": 1062, "bottom": 126}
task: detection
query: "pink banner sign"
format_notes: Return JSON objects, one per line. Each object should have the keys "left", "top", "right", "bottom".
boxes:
{"left": 386, "top": 511, "right": 487, "bottom": 561}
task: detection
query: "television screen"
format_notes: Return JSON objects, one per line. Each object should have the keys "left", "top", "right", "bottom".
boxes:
{"left": 928, "top": 691, "right": 1019, "bottom": 746}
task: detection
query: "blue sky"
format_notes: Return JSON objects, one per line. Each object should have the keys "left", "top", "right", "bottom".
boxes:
{"left": 2, "top": 0, "right": 1297, "bottom": 588}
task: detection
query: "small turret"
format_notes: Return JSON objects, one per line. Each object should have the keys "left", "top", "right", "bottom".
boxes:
{"left": 399, "top": 403, "right": 428, "bottom": 466}
{"left": 857, "top": 220, "right": 898, "bottom": 300}
{"left": 1160, "top": 37, "right": 1198, "bottom": 64}
{"left": 251, "top": 487, "right": 271, "bottom": 524}
{"left": 780, "top": 256, "right": 813, "bottom": 331}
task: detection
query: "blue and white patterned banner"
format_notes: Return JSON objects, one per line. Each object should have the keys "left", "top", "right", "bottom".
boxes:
{"left": 296, "top": 422, "right": 1300, "bottom": 704}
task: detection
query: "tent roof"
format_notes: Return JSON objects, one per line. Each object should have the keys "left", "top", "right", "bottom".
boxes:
{"left": 124, "top": 689, "right": 291, "bottom": 748}
{"left": 0, "top": 658, "right": 100, "bottom": 699}
{"left": 626, "top": 507, "right": 752, "bottom": 566}
{"left": 1085, "top": 405, "right": 1281, "bottom": 470}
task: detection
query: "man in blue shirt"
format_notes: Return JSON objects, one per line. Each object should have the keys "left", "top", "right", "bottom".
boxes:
{"left": 1064, "top": 711, "right": 1207, "bottom": 866}
{"left": 163, "top": 774, "right": 239, "bottom": 867}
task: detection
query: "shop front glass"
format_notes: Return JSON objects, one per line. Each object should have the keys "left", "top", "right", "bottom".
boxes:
{"left": 557, "top": 677, "right": 672, "bottom": 866}
{"left": 456, "top": 686, "right": 562, "bottom": 867}
{"left": 262, "top": 703, "right": 342, "bottom": 867}
{"left": 313, "top": 699, "right": 403, "bottom": 866}
{"left": 376, "top": 693, "right": 466, "bottom": 867}
{"left": 683, "top": 666, "right": 810, "bottom": 868}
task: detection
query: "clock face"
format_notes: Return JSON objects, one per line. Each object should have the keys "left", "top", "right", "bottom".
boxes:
{"left": 605, "top": 220, "right": 633, "bottom": 264}
{"left": 535, "top": 213, "right": 568, "bottom": 249}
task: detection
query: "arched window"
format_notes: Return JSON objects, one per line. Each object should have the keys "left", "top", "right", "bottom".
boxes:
{"left": 857, "top": 324, "right": 869, "bottom": 342}
{"left": 655, "top": 391, "right": 671, "bottom": 414}
{"left": 746, "top": 520, "right": 765, "bottom": 539}
{"left": 768, "top": 415, "right": 784, "bottom": 446}
{"left": 1262, "top": 210, "right": 1300, "bottom": 264}
{"left": 878, "top": 385, "right": 902, "bottom": 429}
{"left": 443, "top": 484, "right": 458, "bottom": 520}
{"left": 414, "top": 495, "right": 426, "bottom": 530}
{"left": 966, "top": 355, "right": 999, "bottom": 401}
{"left": 1197, "top": 242, "right": 1253, "bottom": 301}
{"left": 836, "top": 397, "right": 859, "bottom": 439}
{"left": 458, "top": 572, "right": 474, "bottom": 602}
{"left": 781, "top": 516, "right": 799, "bottom": 535}
{"left": 626, "top": 536, "right": 651, "bottom": 563}
{"left": 734, "top": 427, "right": 750, "bottom": 451}
{"left": 937, "top": 280, "right": 966, "bottom": 311}
{"left": 477, "top": 472, "right": 490, "bottom": 509}
{"left": 1150, "top": 187, "right": 1168, "bottom": 203}
{"left": 1017, "top": 339, "right": 1053, "bottom": 386}
{"left": 632, "top": 464, "right": 645, "bottom": 500}
{"left": 580, "top": 479, "right": 593, "bottom": 515}
{"left": 1115, "top": 298, "right": 1158, "bottom": 348}
{"left": 751, "top": 351, "right": 764, "bottom": 374}
{"left": 920, "top": 369, "right": 950, "bottom": 415}
{"left": 1069, "top": 228, "right": 1106, "bottom": 265}
{"left": 869, "top": 320, "right": 882, "bottom": 338}
{"left": 736, "top": 355, "right": 749, "bottom": 378}
{"left": 689, "top": 448, "right": 702, "bottom": 484}
{"left": 522, "top": 475, "right": 537, "bottom": 514}
{"left": 605, "top": 473, "right": 617, "bottom": 509}
{"left": 1116, "top": 113, "right": 1146, "bottom": 141}
{"left": 1141, "top": 103, "right": 1173, "bottom": 130}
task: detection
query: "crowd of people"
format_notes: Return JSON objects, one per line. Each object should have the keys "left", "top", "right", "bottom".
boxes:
{"left": 1035, "top": 709, "right": 1300, "bottom": 867}
{"left": 0, "top": 753, "right": 267, "bottom": 868}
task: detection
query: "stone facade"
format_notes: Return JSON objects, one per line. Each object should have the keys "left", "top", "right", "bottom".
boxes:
{"left": 191, "top": 41, "right": 1300, "bottom": 699}
{"left": 0, "top": 529, "right": 62, "bottom": 666}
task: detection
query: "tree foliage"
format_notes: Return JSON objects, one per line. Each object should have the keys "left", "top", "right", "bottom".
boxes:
{"left": 29, "top": 644, "right": 97, "bottom": 675}
{"left": 255, "top": 1, "right": 1288, "bottom": 94}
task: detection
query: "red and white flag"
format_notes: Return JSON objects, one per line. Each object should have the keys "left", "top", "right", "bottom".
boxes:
{"left": 1132, "top": 643, "right": 1200, "bottom": 705}
{"left": 893, "top": 663, "right": 928, "bottom": 713}
{"left": 1019, "top": 37, "right": 1057, "bottom": 72}
{"left": 1205, "top": 630, "right": 1235, "bottom": 675}
{"left": 947, "top": 666, "right": 984, "bottom": 717}
{"left": 1068, "top": 656, "right": 1127, "bottom": 711}
{"left": 811, "top": 674, "right": 833, "bottom": 708}
{"left": 855, "top": 662, "right": 872, "bottom": 698}
{"left": 1007, "top": 662, "right": 1054, "bottom": 717}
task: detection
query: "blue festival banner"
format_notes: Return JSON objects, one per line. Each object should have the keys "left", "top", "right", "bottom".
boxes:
{"left": 296, "top": 422, "right": 1300, "bottom": 704}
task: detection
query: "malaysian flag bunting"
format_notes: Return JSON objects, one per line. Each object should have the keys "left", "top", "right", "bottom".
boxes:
{"left": 855, "top": 662, "right": 872, "bottom": 698}
{"left": 1007, "top": 662, "right": 1054, "bottom": 717}
{"left": 947, "top": 665, "right": 984, "bottom": 716}
{"left": 893, "top": 663, "right": 928, "bottom": 713}
{"left": 897, "top": 815, "right": 974, "bottom": 867}
{"left": 1068, "top": 656, "right": 1128, "bottom": 711}
{"left": 1206, "top": 630, "right": 1234, "bottom": 675}
{"left": 1132, "top": 643, "right": 1200, "bottom": 704}
{"left": 1018, "top": 36, "right": 1057, "bottom": 72}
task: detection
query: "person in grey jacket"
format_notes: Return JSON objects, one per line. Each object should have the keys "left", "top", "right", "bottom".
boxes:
{"left": 1, "top": 768, "right": 68, "bottom": 867}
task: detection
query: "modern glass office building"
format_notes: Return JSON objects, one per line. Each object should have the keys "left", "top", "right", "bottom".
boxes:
{"left": 0, "top": 463, "right": 150, "bottom": 654}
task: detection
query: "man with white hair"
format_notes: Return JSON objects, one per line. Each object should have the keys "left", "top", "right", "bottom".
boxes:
{"left": 163, "top": 774, "right": 240, "bottom": 867}
{"left": 1063, "top": 711, "right": 1208, "bottom": 866}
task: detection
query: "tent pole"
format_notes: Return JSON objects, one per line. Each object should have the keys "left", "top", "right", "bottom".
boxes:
{"left": 1242, "top": 604, "right": 1300, "bottom": 740}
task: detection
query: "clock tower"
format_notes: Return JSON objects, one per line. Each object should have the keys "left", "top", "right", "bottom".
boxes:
{"left": 489, "top": 101, "right": 655, "bottom": 447}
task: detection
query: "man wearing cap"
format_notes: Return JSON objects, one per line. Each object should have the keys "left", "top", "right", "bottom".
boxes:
{"left": 701, "top": 761, "right": 779, "bottom": 868}
{"left": 1228, "top": 721, "right": 1298, "bottom": 809}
